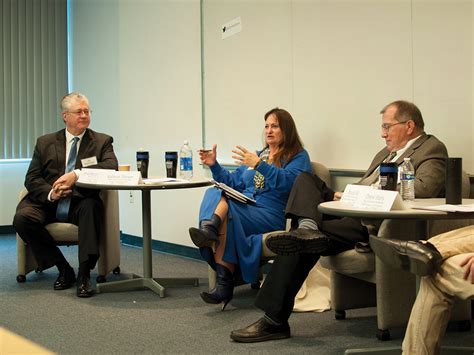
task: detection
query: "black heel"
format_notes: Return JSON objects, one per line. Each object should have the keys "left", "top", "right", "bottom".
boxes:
{"left": 221, "top": 298, "right": 232, "bottom": 311}
{"left": 200, "top": 264, "right": 234, "bottom": 310}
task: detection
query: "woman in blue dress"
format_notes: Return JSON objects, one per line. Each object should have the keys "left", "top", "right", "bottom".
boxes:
{"left": 189, "top": 108, "right": 312, "bottom": 309}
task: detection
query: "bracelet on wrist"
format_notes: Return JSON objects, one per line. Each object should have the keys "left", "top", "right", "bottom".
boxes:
{"left": 254, "top": 159, "right": 262, "bottom": 169}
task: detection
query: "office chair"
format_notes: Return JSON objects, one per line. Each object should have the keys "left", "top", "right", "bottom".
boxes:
{"left": 16, "top": 188, "right": 121, "bottom": 283}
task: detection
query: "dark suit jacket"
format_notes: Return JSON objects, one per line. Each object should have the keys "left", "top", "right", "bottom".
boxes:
{"left": 24, "top": 128, "right": 118, "bottom": 204}
{"left": 358, "top": 133, "right": 448, "bottom": 198}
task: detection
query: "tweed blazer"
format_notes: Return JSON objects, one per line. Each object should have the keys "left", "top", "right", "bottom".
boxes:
{"left": 358, "top": 133, "right": 448, "bottom": 198}
{"left": 24, "top": 128, "right": 118, "bottom": 204}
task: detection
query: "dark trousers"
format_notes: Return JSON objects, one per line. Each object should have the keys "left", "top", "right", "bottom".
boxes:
{"left": 255, "top": 172, "right": 369, "bottom": 322}
{"left": 13, "top": 196, "right": 103, "bottom": 271}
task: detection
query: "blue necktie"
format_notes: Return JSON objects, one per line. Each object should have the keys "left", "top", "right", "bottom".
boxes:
{"left": 56, "top": 137, "right": 79, "bottom": 221}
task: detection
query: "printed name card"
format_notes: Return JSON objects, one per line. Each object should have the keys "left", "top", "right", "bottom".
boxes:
{"left": 341, "top": 184, "right": 406, "bottom": 211}
{"left": 78, "top": 169, "right": 142, "bottom": 186}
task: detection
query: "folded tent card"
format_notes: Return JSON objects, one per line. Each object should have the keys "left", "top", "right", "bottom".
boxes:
{"left": 340, "top": 184, "right": 407, "bottom": 211}
{"left": 78, "top": 168, "right": 142, "bottom": 185}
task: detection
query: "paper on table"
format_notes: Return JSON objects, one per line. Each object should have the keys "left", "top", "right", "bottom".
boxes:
{"left": 211, "top": 179, "right": 256, "bottom": 204}
{"left": 412, "top": 204, "right": 474, "bottom": 212}
{"left": 143, "top": 177, "right": 189, "bottom": 184}
{"left": 78, "top": 168, "right": 142, "bottom": 185}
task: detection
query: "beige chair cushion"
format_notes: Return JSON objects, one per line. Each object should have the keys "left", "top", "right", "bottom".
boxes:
{"left": 45, "top": 223, "right": 79, "bottom": 242}
{"left": 320, "top": 249, "right": 375, "bottom": 274}
{"left": 261, "top": 231, "right": 281, "bottom": 258}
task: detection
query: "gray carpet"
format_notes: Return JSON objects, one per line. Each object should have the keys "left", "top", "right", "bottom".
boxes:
{"left": 1, "top": 234, "right": 472, "bottom": 354}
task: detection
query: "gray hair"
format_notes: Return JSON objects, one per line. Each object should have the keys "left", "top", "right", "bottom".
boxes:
{"left": 60, "top": 92, "right": 89, "bottom": 112}
{"left": 380, "top": 100, "right": 425, "bottom": 131}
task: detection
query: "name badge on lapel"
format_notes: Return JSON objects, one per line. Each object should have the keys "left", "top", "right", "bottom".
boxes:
{"left": 81, "top": 156, "right": 98, "bottom": 167}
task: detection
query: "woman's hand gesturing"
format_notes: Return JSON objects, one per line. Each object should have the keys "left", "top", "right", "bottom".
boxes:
{"left": 199, "top": 144, "right": 217, "bottom": 167}
{"left": 232, "top": 145, "right": 260, "bottom": 168}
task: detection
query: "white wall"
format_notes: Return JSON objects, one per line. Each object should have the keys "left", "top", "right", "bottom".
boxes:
{"left": 71, "top": 0, "right": 206, "bottom": 246}
{"left": 0, "top": 162, "right": 29, "bottom": 225}
{"left": 2, "top": 0, "right": 473, "bottom": 242}
{"left": 203, "top": 0, "right": 473, "bottom": 171}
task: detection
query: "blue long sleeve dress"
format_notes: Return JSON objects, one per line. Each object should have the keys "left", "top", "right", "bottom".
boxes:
{"left": 198, "top": 149, "right": 312, "bottom": 283}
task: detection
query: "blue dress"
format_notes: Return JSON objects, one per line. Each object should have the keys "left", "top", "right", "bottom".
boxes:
{"left": 198, "top": 149, "right": 312, "bottom": 283}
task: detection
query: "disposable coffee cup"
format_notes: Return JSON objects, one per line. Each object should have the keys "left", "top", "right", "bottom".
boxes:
{"left": 379, "top": 162, "right": 398, "bottom": 191}
{"left": 446, "top": 157, "right": 462, "bottom": 204}
{"left": 165, "top": 151, "right": 178, "bottom": 178}
{"left": 118, "top": 164, "right": 131, "bottom": 171}
{"left": 136, "top": 151, "right": 149, "bottom": 179}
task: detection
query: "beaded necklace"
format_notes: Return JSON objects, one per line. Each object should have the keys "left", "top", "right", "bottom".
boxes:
{"left": 253, "top": 148, "right": 272, "bottom": 190}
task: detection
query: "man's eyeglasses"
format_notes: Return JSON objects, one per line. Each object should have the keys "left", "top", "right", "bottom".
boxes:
{"left": 381, "top": 121, "right": 408, "bottom": 132}
{"left": 68, "top": 109, "right": 92, "bottom": 116}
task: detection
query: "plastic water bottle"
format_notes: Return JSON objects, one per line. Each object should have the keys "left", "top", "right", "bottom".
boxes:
{"left": 400, "top": 157, "right": 415, "bottom": 201}
{"left": 179, "top": 140, "right": 193, "bottom": 180}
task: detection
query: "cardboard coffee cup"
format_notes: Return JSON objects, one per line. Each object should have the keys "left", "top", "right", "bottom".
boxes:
{"left": 118, "top": 164, "right": 131, "bottom": 171}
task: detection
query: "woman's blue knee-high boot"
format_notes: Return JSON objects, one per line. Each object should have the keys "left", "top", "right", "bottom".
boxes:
{"left": 200, "top": 264, "right": 234, "bottom": 311}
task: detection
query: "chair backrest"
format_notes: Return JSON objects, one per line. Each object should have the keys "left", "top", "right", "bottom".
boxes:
{"left": 311, "top": 161, "right": 332, "bottom": 188}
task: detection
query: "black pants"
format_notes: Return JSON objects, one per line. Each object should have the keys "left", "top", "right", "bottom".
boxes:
{"left": 13, "top": 196, "right": 103, "bottom": 271}
{"left": 255, "top": 172, "right": 369, "bottom": 322}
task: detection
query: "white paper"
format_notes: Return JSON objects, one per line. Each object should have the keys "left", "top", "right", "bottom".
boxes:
{"left": 222, "top": 17, "right": 242, "bottom": 39}
{"left": 412, "top": 204, "right": 474, "bottom": 212}
{"left": 78, "top": 168, "right": 142, "bottom": 186}
{"left": 341, "top": 184, "right": 407, "bottom": 211}
{"left": 143, "top": 177, "right": 189, "bottom": 185}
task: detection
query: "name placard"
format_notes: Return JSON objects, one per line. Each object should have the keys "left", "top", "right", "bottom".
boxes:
{"left": 341, "top": 184, "right": 406, "bottom": 211}
{"left": 78, "top": 168, "right": 142, "bottom": 186}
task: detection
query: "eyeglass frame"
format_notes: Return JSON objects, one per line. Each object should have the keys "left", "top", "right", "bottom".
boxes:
{"left": 67, "top": 109, "right": 92, "bottom": 116}
{"left": 381, "top": 120, "right": 409, "bottom": 132}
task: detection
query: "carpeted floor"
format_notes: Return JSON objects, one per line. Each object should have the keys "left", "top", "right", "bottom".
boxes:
{"left": 1, "top": 234, "right": 472, "bottom": 354}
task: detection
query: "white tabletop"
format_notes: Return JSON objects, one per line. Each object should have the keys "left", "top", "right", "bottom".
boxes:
{"left": 76, "top": 178, "right": 212, "bottom": 191}
{"left": 318, "top": 198, "right": 474, "bottom": 220}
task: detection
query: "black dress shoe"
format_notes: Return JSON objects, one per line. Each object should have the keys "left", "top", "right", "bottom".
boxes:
{"left": 266, "top": 228, "right": 331, "bottom": 255}
{"left": 76, "top": 276, "right": 94, "bottom": 298}
{"left": 53, "top": 267, "right": 76, "bottom": 290}
{"left": 369, "top": 235, "right": 443, "bottom": 276}
{"left": 230, "top": 317, "right": 290, "bottom": 343}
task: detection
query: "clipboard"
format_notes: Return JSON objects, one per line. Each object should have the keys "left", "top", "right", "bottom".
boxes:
{"left": 210, "top": 179, "right": 256, "bottom": 204}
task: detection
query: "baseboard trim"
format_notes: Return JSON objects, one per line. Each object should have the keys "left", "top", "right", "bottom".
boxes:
{"left": 0, "top": 227, "right": 202, "bottom": 261}
{"left": 0, "top": 225, "right": 15, "bottom": 235}
{"left": 120, "top": 232, "right": 202, "bottom": 261}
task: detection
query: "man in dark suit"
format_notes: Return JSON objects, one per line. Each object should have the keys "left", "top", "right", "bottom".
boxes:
{"left": 13, "top": 92, "right": 118, "bottom": 298}
{"left": 230, "top": 100, "right": 449, "bottom": 342}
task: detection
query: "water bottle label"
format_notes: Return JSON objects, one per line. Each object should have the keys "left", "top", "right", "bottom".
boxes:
{"left": 402, "top": 172, "right": 415, "bottom": 180}
{"left": 180, "top": 157, "right": 192, "bottom": 171}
